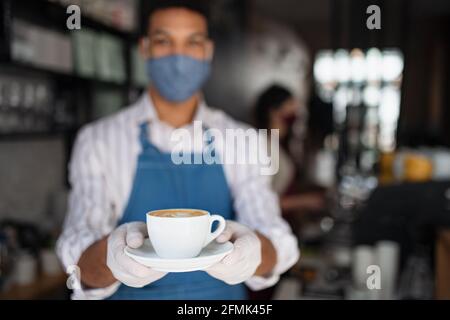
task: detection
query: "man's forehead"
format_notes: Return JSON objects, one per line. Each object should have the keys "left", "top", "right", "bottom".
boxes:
{"left": 149, "top": 8, "right": 208, "bottom": 33}
{"left": 150, "top": 28, "right": 208, "bottom": 38}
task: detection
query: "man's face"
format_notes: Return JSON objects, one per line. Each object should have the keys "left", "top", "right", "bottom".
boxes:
{"left": 141, "top": 7, "right": 213, "bottom": 60}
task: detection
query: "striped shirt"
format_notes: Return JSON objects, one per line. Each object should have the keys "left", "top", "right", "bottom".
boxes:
{"left": 56, "top": 93, "right": 299, "bottom": 300}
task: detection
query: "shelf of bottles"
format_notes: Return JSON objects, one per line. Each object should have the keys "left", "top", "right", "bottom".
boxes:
{"left": 313, "top": 48, "right": 404, "bottom": 221}
{"left": 314, "top": 48, "right": 404, "bottom": 175}
{"left": 0, "top": 0, "right": 149, "bottom": 136}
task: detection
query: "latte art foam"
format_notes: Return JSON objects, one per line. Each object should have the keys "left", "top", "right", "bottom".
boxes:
{"left": 149, "top": 209, "right": 206, "bottom": 218}
{"left": 167, "top": 212, "right": 193, "bottom": 218}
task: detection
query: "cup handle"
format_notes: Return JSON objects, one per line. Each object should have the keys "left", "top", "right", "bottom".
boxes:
{"left": 203, "top": 215, "right": 226, "bottom": 247}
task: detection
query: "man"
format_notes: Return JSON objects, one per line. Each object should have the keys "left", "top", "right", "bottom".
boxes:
{"left": 57, "top": 0, "right": 299, "bottom": 300}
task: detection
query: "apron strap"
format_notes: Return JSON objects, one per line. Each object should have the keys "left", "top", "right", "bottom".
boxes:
{"left": 139, "top": 121, "right": 165, "bottom": 156}
{"left": 139, "top": 122, "right": 151, "bottom": 149}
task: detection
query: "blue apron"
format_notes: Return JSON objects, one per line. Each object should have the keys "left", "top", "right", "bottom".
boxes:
{"left": 107, "top": 122, "right": 247, "bottom": 300}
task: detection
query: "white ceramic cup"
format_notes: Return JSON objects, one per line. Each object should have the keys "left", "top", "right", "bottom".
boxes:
{"left": 40, "top": 249, "right": 63, "bottom": 276}
{"left": 375, "top": 241, "right": 400, "bottom": 300}
{"left": 14, "top": 252, "right": 37, "bottom": 286}
{"left": 352, "top": 245, "right": 375, "bottom": 289}
{"left": 146, "top": 209, "right": 226, "bottom": 259}
{"left": 431, "top": 149, "right": 450, "bottom": 180}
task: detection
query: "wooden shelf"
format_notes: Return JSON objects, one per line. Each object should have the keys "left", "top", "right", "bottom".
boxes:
{"left": 12, "top": 0, "right": 139, "bottom": 40}
{"left": 1, "top": 61, "right": 129, "bottom": 89}
{"left": 0, "top": 272, "right": 68, "bottom": 300}
{"left": 0, "top": 131, "right": 71, "bottom": 141}
{"left": 1, "top": 0, "right": 143, "bottom": 125}
{"left": 2, "top": 0, "right": 142, "bottom": 97}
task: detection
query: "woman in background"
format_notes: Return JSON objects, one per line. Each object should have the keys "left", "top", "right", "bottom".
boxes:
{"left": 254, "top": 84, "right": 325, "bottom": 214}
{"left": 248, "top": 84, "right": 325, "bottom": 300}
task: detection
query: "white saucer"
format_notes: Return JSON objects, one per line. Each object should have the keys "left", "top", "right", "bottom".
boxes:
{"left": 125, "top": 239, "right": 234, "bottom": 273}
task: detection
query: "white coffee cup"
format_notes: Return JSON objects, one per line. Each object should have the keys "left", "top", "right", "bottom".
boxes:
{"left": 146, "top": 209, "right": 226, "bottom": 259}
{"left": 352, "top": 245, "right": 375, "bottom": 289}
{"left": 431, "top": 149, "right": 450, "bottom": 180}
{"left": 375, "top": 241, "right": 400, "bottom": 300}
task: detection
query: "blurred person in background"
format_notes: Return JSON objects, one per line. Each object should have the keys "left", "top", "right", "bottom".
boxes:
{"left": 254, "top": 85, "right": 326, "bottom": 215}
{"left": 56, "top": 0, "right": 299, "bottom": 300}
{"left": 249, "top": 84, "right": 325, "bottom": 300}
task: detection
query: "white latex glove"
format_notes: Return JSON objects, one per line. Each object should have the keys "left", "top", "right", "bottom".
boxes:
{"left": 205, "top": 221, "right": 262, "bottom": 285}
{"left": 107, "top": 222, "right": 167, "bottom": 288}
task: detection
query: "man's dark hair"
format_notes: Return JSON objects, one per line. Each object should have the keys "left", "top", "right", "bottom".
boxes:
{"left": 140, "top": 0, "right": 211, "bottom": 36}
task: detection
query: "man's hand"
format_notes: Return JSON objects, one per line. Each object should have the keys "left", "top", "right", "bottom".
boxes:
{"left": 107, "top": 222, "right": 167, "bottom": 288}
{"left": 205, "top": 221, "right": 263, "bottom": 285}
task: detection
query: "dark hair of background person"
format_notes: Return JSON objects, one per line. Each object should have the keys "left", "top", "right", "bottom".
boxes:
{"left": 253, "top": 84, "right": 293, "bottom": 130}
{"left": 140, "top": 0, "right": 212, "bottom": 37}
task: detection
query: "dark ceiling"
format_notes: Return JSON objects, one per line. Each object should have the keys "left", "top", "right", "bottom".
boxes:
{"left": 252, "top": 0, "right": 330, "bottom": 23}
{"left": 252, "top": 0, "right": 450, "bottom": 26}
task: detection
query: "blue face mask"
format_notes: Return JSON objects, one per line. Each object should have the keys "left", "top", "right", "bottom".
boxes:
{"left": 146, "top": 55, "right": 211, "bottom": 103}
